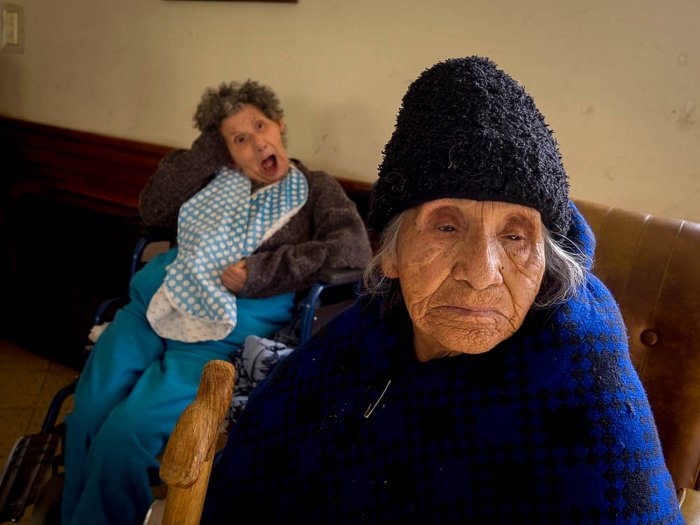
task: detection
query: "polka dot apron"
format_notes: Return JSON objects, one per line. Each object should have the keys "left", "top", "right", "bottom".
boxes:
{"left": 147, "top": 165, "right": 309, "bottom": 342}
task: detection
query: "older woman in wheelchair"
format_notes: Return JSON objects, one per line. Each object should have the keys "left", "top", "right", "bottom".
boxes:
{"left": 59, "top": 79, "right": 372, "bottom": 525}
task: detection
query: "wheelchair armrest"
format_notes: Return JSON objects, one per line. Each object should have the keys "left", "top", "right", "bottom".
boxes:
{"left": 92, "top": 296, "right": 129, "bottom": 326}
{"left": 130, "top": 227, "right": 176, "bottom": 280}
{"left": 94, "top": 228, "right": 175, "bottom": 330}
{"left": 298, "top": 268, "right": 364, "bottom": 344}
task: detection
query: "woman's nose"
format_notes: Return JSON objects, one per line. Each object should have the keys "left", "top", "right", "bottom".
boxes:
{"left": 452, "top": 236, "right": 504, "bottom": 290}
{"left": 253, "top": 135, "right": 267, "bottom": 151}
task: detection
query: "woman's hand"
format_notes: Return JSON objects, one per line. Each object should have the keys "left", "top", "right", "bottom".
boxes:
{"left": 222, "top": 259, "right": 248, "bottom": 294}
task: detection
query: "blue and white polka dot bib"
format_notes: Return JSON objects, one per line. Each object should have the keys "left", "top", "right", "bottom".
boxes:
{"left": 147, "top": 165, "right": 309, "bottom": 342}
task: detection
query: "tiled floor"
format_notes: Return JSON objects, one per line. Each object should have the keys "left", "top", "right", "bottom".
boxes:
{"left": 0, "top": 339, "right": 78, "bottom": 524}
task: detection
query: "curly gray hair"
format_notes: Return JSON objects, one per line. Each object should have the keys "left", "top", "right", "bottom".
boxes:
{"left": 363, "top": 211, "right": 588, "bottom": 313}
{"left": 192, "top": 79, "right": 285, "bottom": 134}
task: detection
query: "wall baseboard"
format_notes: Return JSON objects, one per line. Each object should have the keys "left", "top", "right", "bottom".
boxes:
{"left": 0, "top": 115, "right": 172, "bottom": 216}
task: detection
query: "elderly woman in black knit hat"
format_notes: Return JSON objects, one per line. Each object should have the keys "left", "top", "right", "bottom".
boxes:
{"left": 202, "top": 58, "right": 683, "bottom": 524}
{"left": 61, "top": 80, "right": 372, "bottom": 525}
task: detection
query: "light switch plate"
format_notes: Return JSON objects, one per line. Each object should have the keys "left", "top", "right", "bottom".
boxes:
{"left": 1, "top": 3, "right": 24, "bottom": 54}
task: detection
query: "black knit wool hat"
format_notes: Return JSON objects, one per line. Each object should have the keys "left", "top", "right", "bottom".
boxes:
{"left": 368, "top": 56, "right": 571, "bottom": 235}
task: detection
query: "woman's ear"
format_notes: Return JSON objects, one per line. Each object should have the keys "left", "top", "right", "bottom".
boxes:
{"left": 381, "top": 254, "right": 399, "bottom": 279}
{"left": 278, "top": 118, "right": 286, "bottom": 133}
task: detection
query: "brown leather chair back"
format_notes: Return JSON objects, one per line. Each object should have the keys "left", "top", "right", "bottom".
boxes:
{"left": 574, "top": 198, "right": 700, "bottom": 491}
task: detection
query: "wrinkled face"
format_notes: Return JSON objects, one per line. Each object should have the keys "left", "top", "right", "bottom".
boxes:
{"left": 219, "top": 104, "right": 290, "bottom": 185}
{"left": 383, "top": 199, "right": 546, "bottom": 362}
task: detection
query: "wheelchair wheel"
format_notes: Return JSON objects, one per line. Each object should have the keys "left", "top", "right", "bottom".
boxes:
{"left": 29, "top": 474, "right": 64, "bottom": 525}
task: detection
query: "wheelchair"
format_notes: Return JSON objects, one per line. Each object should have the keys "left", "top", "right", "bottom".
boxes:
{"left": 0, "top": 232, "right": 363, "bottom": 524}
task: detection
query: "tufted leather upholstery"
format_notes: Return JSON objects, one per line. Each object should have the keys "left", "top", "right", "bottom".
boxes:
{"left": 574, "top": 199, "right": 700, "bottom": 493}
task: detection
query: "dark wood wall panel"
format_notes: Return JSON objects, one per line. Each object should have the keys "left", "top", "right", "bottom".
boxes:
{"left": 0, "top": 116, "right": 172, "bottom": 213}
{"left": 0, "top": 116, "right": 177, "bottom": 368}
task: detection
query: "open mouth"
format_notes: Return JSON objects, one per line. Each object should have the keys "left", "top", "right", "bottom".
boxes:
{"left": 261, "top": 154, "right": 278, "bottom": 176}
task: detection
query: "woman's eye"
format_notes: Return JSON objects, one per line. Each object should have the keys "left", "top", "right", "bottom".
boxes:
{"left": 256, "top": 121, "right": 265, "bottom": 131}
{"left": 505, "top": 234, "right": 523, "bottom": 241}
{"left": 437, "top": 224, "right": 456, "bottom": 232}
{"left": 234, "top": 136, "right": 246, "bottom": 145}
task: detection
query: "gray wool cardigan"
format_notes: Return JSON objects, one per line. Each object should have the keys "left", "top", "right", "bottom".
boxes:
{"left": 139, "top": 132, "right": 372, "bottom": 299}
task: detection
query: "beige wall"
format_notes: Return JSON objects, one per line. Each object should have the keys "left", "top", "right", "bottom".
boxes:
{"left": 1, "top": 0, "right": 698, "bottom": 221}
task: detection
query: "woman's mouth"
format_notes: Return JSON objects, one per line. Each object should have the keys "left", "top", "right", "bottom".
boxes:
{"left": 438, "top": 305, "right": 503, "bottom": 319}
{"left": 261, "top": 154, "right": 278, "bottom": 176}
{"left": 455, "top": 307, "right": 495, "bottom": 316}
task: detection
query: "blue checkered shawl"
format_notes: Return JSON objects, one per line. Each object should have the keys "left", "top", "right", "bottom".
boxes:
{"left": 203, "top": 204, "right": 683, "bottom": 524}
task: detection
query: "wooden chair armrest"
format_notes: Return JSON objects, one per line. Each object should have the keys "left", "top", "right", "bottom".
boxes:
{"left": 159, "top": 360, "right": 235, "bottom": 525}
{"left": 679, "top": 487, "right": 700, "bottom": 524}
